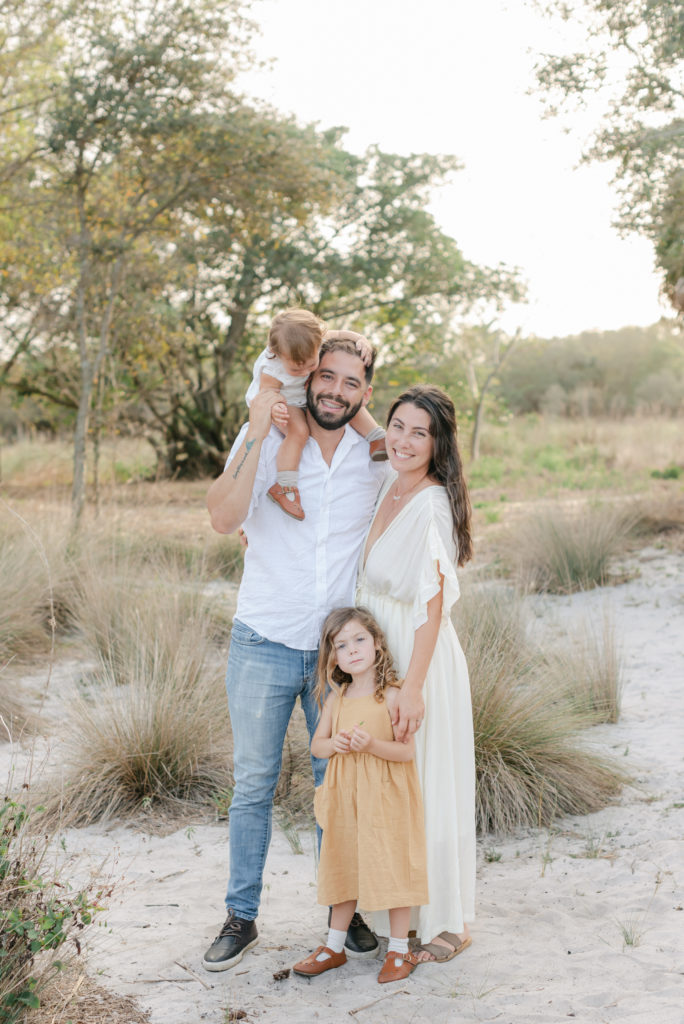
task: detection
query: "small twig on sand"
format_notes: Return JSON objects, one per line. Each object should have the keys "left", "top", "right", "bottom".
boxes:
{"left": 349, "top": 988, "right": 410, "bottom": 1015}
{"left": 141, "top": 978, "right": 195, "bottom": 984}
{"left": 173, "top": 960, "right": 212, "bottom": 989}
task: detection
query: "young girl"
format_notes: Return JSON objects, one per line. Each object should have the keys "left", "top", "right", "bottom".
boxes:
{"left": 245, "top": 309, "right": 387, "bottom": 521}
{"left": 292, "top": 607, "right": 428, "bottom": 985}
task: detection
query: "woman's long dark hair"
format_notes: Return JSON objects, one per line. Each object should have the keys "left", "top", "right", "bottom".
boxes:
{"left": 386, "top": 384, "right": 473, "bottom": 565}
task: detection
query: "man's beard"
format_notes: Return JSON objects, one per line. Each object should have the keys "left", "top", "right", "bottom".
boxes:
{"left": 306, "top": 389, "right": 365, "bottom": 430}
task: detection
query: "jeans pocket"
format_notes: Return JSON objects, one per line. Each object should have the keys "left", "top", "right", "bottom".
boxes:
{"left": 230, "top": 618, "right": 266, "bottom": 646}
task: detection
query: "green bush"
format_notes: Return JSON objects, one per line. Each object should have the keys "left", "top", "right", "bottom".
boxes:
{"left": 651, "top": 465, "right": 681, "bottom": 480}
{"left": 0, "top": 799, "right": 104, "bottom": 1022}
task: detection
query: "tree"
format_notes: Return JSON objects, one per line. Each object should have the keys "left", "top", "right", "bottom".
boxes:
{"left": 123, "top": 144, "right": 524, "bottom": 476}
{"left": 534, "top": 0, "right": 684, "bottom": 305}
{"left": 2, "top": 0, "right": 525, "bottom": 490}
{"left": 455, "top": 324, "right": 520, "bottom": 460}
{"left": 1, "top": 0, "right": 338, "bottom": 518}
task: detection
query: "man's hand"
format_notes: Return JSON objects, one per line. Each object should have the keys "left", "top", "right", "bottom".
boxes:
{"left": 391, "top": 685, "right": 425, "bottom": 743}
{"left": 332, "top": 730, "right": 352, "bottom": 754}
{"left": 249, "top": 389, "right": 284, "bottom": 440}
{"left": 271, "top": 401, "right": 289, "bottom": 433}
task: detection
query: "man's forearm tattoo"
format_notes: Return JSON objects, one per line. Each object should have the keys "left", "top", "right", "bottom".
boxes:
{"left": 232, "top": 439, "right": 255, "bottom": 480}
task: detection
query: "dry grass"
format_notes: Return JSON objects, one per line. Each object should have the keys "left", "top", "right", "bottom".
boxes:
{"left": 0, "top": 516, "right": 59, "bottom": 665}
{"left": 1, "top": 438, "right": 155, "bottom": 490}
{"left": 544, "top": 613, "right": 623, "bottom": 724}
{"left": 506, "top": 504, "right": 636, "bottom": 593}
{"left": 627, "top": 490, "right": 684, "bottom": 545}
{"left": 33, "top": 971, "right": 150, "bottom": 1024}
{"left": 0, "top": 676, "right": 38, "bottom": 742}
{"left": 41, "top": 663, "right": 231, "bottom": 827}
{"left": 454, "top": 585, "right": 627, "bottom": 834}
{"left": 274, "top": 706, "right": 317, "bottom": 823}
{"left": 38, "top": 565, "right": 233, "bottom": 825}
{"left": 65, "top": 545, "right": 233, "bottom": 667}
{"left": 468, "top": 415, "right": 684, "bottom": 499}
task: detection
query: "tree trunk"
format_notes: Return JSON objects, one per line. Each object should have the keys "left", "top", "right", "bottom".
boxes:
{"left": 470, "top": 393, "right": 486, "bottom": 461}
{"left": 71, "top": 176, "right": 92, "bottom": 530}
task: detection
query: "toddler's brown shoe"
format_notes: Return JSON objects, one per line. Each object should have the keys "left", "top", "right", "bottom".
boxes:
{"left": 267, "top": 482, "right": 305, "bottom": 520}
{"left": 369, "top": 438, "right": 388, "bottom": 461}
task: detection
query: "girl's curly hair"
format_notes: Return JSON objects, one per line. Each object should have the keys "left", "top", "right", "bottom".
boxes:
{"left": 315, "top": 606, "right": 400, "bottom": 708}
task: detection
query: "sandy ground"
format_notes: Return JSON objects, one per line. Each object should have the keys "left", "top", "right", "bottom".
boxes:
{"left": 3, "top": 547, "right": 684, "bottom": 1024}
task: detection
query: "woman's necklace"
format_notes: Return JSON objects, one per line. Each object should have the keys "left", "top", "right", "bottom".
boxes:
{"left": 392, "top": 474, "right": 429, "bottom": 501}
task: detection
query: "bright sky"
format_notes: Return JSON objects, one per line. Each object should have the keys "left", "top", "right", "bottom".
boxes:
{"left": 239, "top": 0, "right": 668, "bottom": 338}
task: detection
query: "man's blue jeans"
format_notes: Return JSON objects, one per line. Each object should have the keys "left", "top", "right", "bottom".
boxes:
{"left": 224, "top": 618, "right": 327, "bottom": 921}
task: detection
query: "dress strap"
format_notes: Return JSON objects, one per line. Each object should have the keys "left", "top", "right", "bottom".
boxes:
{"left": 332, "top": 694, "right": 343, "bottom": 734}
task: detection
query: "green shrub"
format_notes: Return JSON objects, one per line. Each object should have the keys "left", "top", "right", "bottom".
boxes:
{"left": 651, "top": 465, "right": 681, "bottom": 480}
{"left": 0, "top": 799, "right": 104, "bottom": 1022}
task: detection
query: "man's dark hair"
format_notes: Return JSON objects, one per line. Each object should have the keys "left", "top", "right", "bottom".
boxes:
{"left": 317, "top": 336, "right": 376, "bottom": 385}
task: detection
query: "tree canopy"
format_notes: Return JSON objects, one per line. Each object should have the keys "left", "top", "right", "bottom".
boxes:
{"left": 534, "top": 0, "right": 684, "bottom": 306}
{"left": 0, "top": 0, "right": 524, "bottom": 511}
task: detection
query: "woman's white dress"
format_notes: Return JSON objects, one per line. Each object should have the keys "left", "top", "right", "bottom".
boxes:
{"left": 355, "top": 475, "right": 476, "bottom": 940}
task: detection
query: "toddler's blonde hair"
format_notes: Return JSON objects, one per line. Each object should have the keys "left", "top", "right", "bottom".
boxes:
{"left": 268, "top": 308, "right": 325, "bottom": 365}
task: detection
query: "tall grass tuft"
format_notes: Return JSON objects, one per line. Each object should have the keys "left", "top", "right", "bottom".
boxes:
{"left": 454, "top": 585, "right": 626, "bottom": 834}
{"left": 544, "top": 613, "right": 623, "bottom": 724}
{"left": 507, "top": 505, "right": 635, "bottom": 593}
{"left": 41, "top": 576, "right": 231, "bottom": 825}
{"left": 628, "top": 491, "right": 684, "bottom": 543}
{"left": 0, "top": 674, "right": 36, "bottom": 741}
{"left": 64, "top": 543, "right": 233, "bottom": 663}
{"left": 101, "top": 531, "right": 244, "bottom": 584}
{"left": 0, "top": 518, "right": 60, "bottom": 664}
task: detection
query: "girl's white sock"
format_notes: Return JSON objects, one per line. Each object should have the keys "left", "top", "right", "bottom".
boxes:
{"left": 316, "top": 927, "right": 347, "bottom": 960}
{"left": 387, "top": 936, "right": 409, "bottom": 964}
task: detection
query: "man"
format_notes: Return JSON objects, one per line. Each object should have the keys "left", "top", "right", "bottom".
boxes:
{"left": 203, "top": 336, "right": 388, "bottom": 971}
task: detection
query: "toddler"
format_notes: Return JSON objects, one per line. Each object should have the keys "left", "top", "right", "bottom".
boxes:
{"left": 245, "top": 309, "right": 386, "bottom": 520}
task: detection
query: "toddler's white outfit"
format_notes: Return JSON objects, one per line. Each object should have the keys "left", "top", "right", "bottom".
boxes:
{"left": 245, "top": 348, "right": 308, "bottom": 409}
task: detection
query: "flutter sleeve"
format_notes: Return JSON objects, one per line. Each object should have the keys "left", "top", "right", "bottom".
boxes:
{"left": 411, "top": 490, "right": 460, "bottom": 632}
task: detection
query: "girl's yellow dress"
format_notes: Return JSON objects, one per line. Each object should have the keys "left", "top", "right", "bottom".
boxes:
{"left": 314, "top": 691, "right": 428, "bottom": 911}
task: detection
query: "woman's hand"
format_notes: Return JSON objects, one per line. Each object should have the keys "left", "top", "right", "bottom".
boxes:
{"left": 392, "top": 684, "right": 425, "bottom": 743}
{"left": 333, "top": 730, "right": 352, "bottom": 754}
{"left": 349, "top": 726, "right": 372, "bottom": 752}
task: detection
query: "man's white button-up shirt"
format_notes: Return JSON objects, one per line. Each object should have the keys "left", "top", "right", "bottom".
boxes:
{"left": 226, "top": 423, "right": 388, "bottom": 650}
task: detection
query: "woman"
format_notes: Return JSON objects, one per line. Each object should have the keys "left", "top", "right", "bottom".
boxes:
{"left": 355, "top": 384, "right": 475, "bottom": 963}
